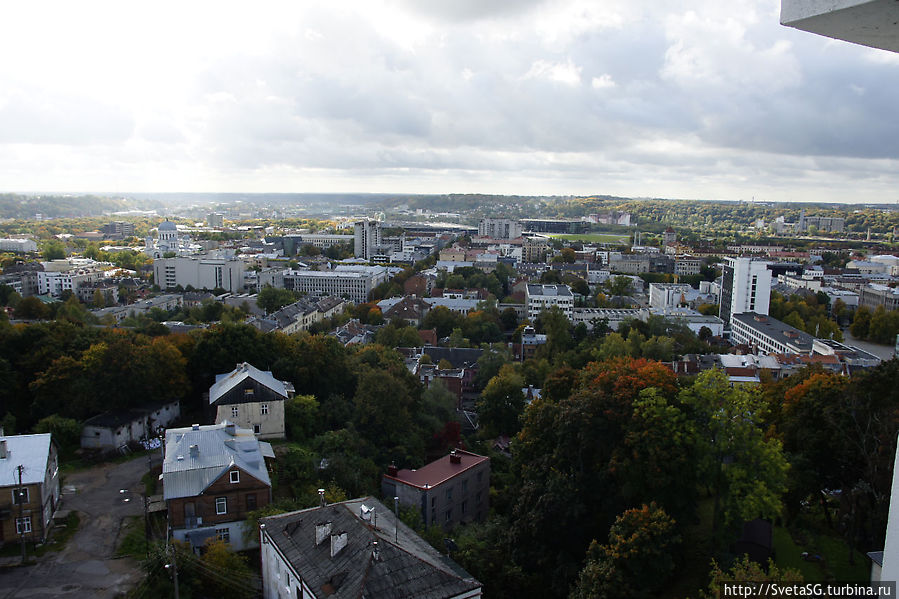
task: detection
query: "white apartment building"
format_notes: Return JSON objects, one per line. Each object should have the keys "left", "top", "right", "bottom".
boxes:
{"left": 153, "top": 256, "right": 246, "bottom": 293}
{"left": 719, "top": 257, "right": 773, "bottom": 327}
{"left": 0, "top": 238, "right": 38, "bottom": 253}
{"left": 525, "top": 284, "right": 573, "bottom": 320}
{"left": 648, "top": 283, "right": 694, "bottom": 309}
{"left": 37, "top": 262, "right": 107, "bottom": 297}
{"left": 354, "top": 220, "right": 381, "bottom": 260}
{"left": 282, "top": 269, "right": 378, "bottom": 304}
{"left": 478, "top": 218, "right": 522, "bottom": 240}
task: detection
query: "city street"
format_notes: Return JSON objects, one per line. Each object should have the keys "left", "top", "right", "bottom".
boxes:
{"left": 0, "top": 454, "right": 154, "bottom": 599}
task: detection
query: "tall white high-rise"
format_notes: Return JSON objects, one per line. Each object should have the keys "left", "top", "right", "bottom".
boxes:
{"left": 354, "top": 220, "right": 381, "bottom": 261}
{"left": 719, "top": 257, "right": 772, "bottom": 326}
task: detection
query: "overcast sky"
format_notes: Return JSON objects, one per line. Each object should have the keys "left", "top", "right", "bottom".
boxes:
{"left": 1, "top": 0, "right": 898, "bottom": 203}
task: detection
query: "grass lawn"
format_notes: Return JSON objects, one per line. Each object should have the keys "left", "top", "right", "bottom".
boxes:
{"left": 116, "top": 516, "right": 149, "bottom": 559}
{"left": 773, "top": 513, "right": 870, "bottom": 582}
{"left": 547, "top": 233, "right": 630, "bottom": 244}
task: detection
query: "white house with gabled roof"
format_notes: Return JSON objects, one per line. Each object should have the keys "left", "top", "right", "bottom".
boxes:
{"left": 209, "top": 363, "right": 293, "bottom": 439}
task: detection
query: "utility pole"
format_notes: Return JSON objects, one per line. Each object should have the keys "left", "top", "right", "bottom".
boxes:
{"left": 144, "top": 449, "right": 152, "bottom": 556}
{"left": 16, "top": 464, "right": 26, "bottom": 564}
{"left": 166, "top": 543, "right": 180, "bottom": 599}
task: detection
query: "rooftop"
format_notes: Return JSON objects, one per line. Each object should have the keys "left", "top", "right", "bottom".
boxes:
{"left": 163, "top": 422, "right": 273, "bottom": 500}
{"left": 209, "top": 362, "right": 288, "bottom": 405}
{"left": 261, "top": 497, "right": 481, "bottom": 599}
{"left": 0, "top": 434, "right": 53, "bottom": 487}
{"left": 386, "top": 449, "right": 489, "bottom": 490}
{"left": 731, "top": 312, "right": 816, "bottom": 353}
{"left": 526, "top": 284, "right": 573, "bottom": 297}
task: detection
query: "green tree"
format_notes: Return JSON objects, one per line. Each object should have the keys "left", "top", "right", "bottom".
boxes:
{"left": 15, "top": 296, "right": 49, "bottom": 320}
{"left": 477, "top": 364, "right": 525, "bottom": 437}
{"left": 850, "top": 305, "right": 871, "bottom": 339}
{"left": 33, "top": 415, "right": 81, "bottom": 453}
{"left": 257, "top": 286, "right": 297, "bottom": 314}
{"left": 680, "top": 370, "right": 788, "bottom": 534}
{"left": 571, "top": 503, "right": 681, "bottom": 599}
{"left": 702, "top": 556, "right": 802, "bottom": 599}
{"left": 42, "top": 241, "right": 66, "bottom": 261}
{"left": 284, "top": 395, "right": 320, "bottom": 443}
{"left": 605, "top": 276, "right": 632, "bottom": 297}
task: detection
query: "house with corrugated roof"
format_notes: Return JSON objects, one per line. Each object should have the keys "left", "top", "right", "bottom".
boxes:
{"left": 259, "top": 496, "right": 482, "bottom": 599}
{"left": 0, "top": 433, "right": 60, "bottom": 544}
{"left": 163, "top": 421, "right": 274, "bottom": 551}
{"left": 208, "top": 363, "right": 293, "bottom": 439}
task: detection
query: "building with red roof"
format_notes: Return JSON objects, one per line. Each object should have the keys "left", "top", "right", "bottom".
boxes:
{"left": 382, "top": 449, "right": 490, "bottom": 530}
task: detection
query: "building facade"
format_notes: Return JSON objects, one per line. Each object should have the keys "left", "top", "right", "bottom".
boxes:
{"left": 354, "top": 220, "right": 382, "bottom": 261}
{"left": 383, "top": 449, "right": 490, "bottom": 529}
{"left": 163, "top": 422, "right": 273, "bottom": 551}
{"left": 153, "top": 256, "right": 246, "bottom": 293}
{"left": 525, "top": 284, "right": 574, "bottom": 320}
{"left": 719, "top": 257, "right": 773, "bottom": 327}
{"left": 0, "top": 434, "right": 60, "bottom": 544}
{"left": 209, "top": 363, "right": 291, "bottom": 439}
{"left": 478, "top": 218, "right": 522, "bottom": 240}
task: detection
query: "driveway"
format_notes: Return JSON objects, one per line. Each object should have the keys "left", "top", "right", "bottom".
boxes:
{"left": 0, "top": 453, "right": 157, "bottom": 598}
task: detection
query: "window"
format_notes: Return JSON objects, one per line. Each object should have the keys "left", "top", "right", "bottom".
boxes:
{"left": 431, "top": 497, "right": 436, "bottom": 509}
{"left": 461, "top": 479, "right": 468, "bottom": 493}
{"left": 12, "top": 487, "right": 28, "bottom": 504}
{"left": 216, "top": 497, "right": 227, "bottom": 515}
{"left": 230, "top": 470, "right": 240, "bottom": 484}
{"left": 16, "top": 517, "right": 31, "bottom": 534}
{"left": 246, "top": 493, "right": 257, "bottom": 511}
{"left": 244, "top": 388, "right": 254, "bottom": 396}
{"left": 260, "top": 403, "right": 268, "bottom": 415}
{"left": 231, "top": 406, "right": 239, "bottom": 418}
{"left": 461, "top": 500, "right": 467, "bottom": 514}
{"left": 476, "top": 471, "right": 483, "bottom": 483}
{"left": 216, "top": 528, "right": 230, "bottom": 543}
{"left": 476, "top": 491, "right": 482, "bottom": 504}
{"left": 445, "top": 509, "right": 452, "bottom": 522}
{"left": 253, "top": 424, "right": 261, "bottom": 434}
{"left": 445, "top": 487, "right": 453, "bottom": 501}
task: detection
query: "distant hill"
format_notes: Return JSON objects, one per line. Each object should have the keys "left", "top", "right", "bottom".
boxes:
{"left": 0, "top": 194, "right": 150, "bottom": 219}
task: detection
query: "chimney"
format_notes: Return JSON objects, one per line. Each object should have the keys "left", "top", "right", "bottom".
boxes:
{"left": 330, "top": 531, "right": 348, "bottom": 557}
{"left": 387, "top": 463, "right": 398, "bottom": 477}
{"left": 225, "top": 422, "right": 236, "bottom": 436}
{"left": 372, "top": 540, "right": 380, "bottom": 561}
{"left": 449, "top": 450, "right": 462, "bottom": 465}
{"left": 189, "top": 444, "right": 199, "bottom": 457}
{"left": 315, "top": 521, "right": 332, "bottom": 546}
{"left": 191, "top": 423, "right": 200, "bottom": 431}
{"left": 0, "top": 440, "right": 6, "bottom": 459}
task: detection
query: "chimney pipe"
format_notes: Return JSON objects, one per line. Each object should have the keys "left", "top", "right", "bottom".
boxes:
{"left": 0, "top": 440, "right": 6, "bottom": 459}
{"left": 387, "top": 463, "right": 398, "bottom": 477}
{"left": 189, "top": 444, "right": 199, "bottom": 457}
{"left": 449, "top": 450, "right": 461, "bottom": 465}
{"left": 318, "top": 488, "right": 326, "bottom": 507}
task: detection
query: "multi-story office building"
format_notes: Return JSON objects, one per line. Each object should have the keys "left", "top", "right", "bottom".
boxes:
{"left": 102, "top": 221, "right": 135, "bottom": 238}
{"left": 281, "top": 268, "right": 382, "bottom": 304}
{"left": 526, "top": 284, "right": 573, "bottom": 320}
{"left": 719, "top": 257, "right": 773, "bottom": 327}
{"left": 354, "top": 220, "right": 381, "bottom": 261}
{"left": 153, "top": 256, "right": 246, "bottom": 293}
{"left": 730, "top": 312, "right": 814, "bottom": 355}
{"left": 477, "top": 218, "right": 522, "bottom": 240}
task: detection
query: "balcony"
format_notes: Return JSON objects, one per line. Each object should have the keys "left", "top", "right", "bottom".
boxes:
{"left": 781, "top": 0, "right": 899, "bottom": 52}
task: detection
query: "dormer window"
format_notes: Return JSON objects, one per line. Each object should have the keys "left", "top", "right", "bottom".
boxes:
{"left": 230, "top": 470, "right": 240, "bottom": 484}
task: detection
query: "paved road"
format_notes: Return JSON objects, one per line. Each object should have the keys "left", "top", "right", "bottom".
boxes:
{"left": 0, "top": 454, "right": 155, "bottom": 599}
{"left": 841, "top": 328, "right": 897, "bottom": 362}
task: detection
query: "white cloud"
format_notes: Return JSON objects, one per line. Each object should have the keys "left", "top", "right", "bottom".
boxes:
{"left": 591, "top": 74, "right": 617, "bottom": 89}
{"left": 523, "top": 59, "right": 582, "bottom": 86}
{"left": 0, "top": 0, "right": 895, "bottom": 202}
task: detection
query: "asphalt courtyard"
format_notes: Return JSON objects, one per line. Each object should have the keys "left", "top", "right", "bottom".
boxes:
{"left": 0, "top": 454, "right": 154, "bottom": 598}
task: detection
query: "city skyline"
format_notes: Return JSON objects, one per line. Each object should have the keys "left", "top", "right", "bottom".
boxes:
{"left": 1, "top": 0, "right": 898, "bottom": 203}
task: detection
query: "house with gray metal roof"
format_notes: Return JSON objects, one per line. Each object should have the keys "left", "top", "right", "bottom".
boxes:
{"left": 209, "top": 363, "right": 293, "bottom": 439}
{"left": 0, "top": 433, "right": 60, "bottom": 544}
{"left": 259, "top": 496, "right": 482, "bottom": 599}
{"left": 163, "top": 421, "right": 274, "bottom": 551}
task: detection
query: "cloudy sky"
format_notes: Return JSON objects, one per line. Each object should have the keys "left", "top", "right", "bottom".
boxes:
{"left": 1, "top": 0, "right": 898, "bottom": 202}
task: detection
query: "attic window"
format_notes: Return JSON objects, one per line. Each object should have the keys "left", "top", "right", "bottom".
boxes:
{"left": 244, "top": 388, "right": 254, "bottom": 396}
{"left": 230, "top": 470, "right": 240, "bottom": 484}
